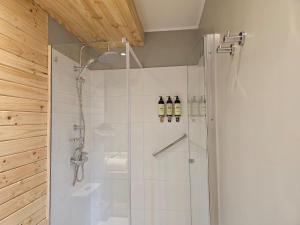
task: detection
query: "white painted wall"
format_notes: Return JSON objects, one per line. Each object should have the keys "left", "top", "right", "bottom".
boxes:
{"left": 200, "top": 0, "right": 300, "bottom": 225}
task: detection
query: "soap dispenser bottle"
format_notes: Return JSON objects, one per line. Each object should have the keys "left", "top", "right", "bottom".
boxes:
{"left": 158, "top": 96, "right": 165, "bottom": 122}
{"left": 174, "top": 96, "right": 181, "bottom": 122}
{"left": 199, "top": 95, "right": 207, "bottom": 117}
{"left": 190, "top": 96, "right": 199, "bottom": 117}
{"left": 166, "top": 96, "right": 173, "bottom": 122}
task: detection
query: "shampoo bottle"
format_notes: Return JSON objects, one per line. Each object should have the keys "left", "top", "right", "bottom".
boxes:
{"left": 199, "top": 95, "right": 207, "bottom": 117}
{"left": 174, "top": 96, "right": 181, "bottom": 122}
{"left": 166, "top": 96, "right": 173, "bottom": 122}
{"left": 158, "top": 96, "right": 165, "bottom": 122}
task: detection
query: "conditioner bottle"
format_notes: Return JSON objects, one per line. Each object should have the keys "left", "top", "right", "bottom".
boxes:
{"left": 158, "top": 96, "right": 165, "bottom": 122}
{"left": 174, "top": 96, "right": 181, "bottom": 122}
{"left": 166, "top": 96, "right": 173, "bottom": 122}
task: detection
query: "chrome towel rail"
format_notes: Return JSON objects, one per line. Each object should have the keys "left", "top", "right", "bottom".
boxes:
{"left": 152, "top": 134, "right": 187, "bottom": 157}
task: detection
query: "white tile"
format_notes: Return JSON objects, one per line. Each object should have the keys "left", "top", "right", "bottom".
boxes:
{"left": 144, "top": 180, "right": 190, "bottom": 211}
{"left": 143, "top": 95, "right": 161, "bottom": 123}
{"left": 144, "top": 210, "right": 190, "bottom": 225}
{"left": 104, "top": 69, "right": 127, "bottom": 97}
{"left": 143, "top": 123, "right": 163, "bottom": 150}
{"left": 188, "top": 65, "right": 205, "bottom": 97}
{"left": 105, "top": 96, "right": 129, "bottom": 124}
{"left": 166, "top": 211, "right": 191, "bottom": 225}
{"left": 131, "top": 181, "right": 145, "bottom": 209}
{"left": 130, "top": 69, "right": 144, "bottom": 96}
{"left": 143, "top": 149, "right": 189, "bottom": 181}
{"left": 131, "top": 209, "right": 145, "bottom": 225}
{"left": 91, "top": 96, "right": 105, "bottom": 115}
{"left": 131, "top": 123, "right": 144, "bottom": 180}
{"left": 144, "top": 210, "right": 167, "bottom": 225}
{"left": 131, "top": 96, "right": 144, "bottom": 123}
{"left": 90, "top": 71, "right": 105, "bottom": 97}
{"left": 143, "top": 66, "right": 187, "bottom": 95}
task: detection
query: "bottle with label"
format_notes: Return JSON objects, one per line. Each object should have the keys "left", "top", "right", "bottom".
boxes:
{"left": 190, "top": 96, "right": 199, "bottom": 117}
{"left": 174, "top": 96, "right": 181, "bottom": 122}
{"left": 158, "top": 96, "right": 165, "bottom": 122}
{"left": 166, "top": 96, "right": 173, "bottom": 122}
{"left": 199, "top": 95, "right": 207, "bottom": 117}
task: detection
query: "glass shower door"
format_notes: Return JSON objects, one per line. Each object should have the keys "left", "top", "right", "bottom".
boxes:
{"left": 187, "top": 38, "right": 211, "bottom": 225}
{"left": 50, "top": 41, "right": 131, "bottom": 225}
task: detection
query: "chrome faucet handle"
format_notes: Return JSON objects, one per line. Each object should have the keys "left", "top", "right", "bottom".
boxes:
{"left": 70, "top": 137, "right": 83, "bottom": 143}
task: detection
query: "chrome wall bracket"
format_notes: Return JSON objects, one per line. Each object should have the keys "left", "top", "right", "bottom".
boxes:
{"left": 223, "top": 31, "right": 247, "bottom": 46}
{"left": 217, "top": 30, "right": 247, "bottom": 56}
{"left": 217, "top": 44, "right": 236, "bottom": 56}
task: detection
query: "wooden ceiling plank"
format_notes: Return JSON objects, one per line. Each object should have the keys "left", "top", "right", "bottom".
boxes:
{"left": 68, "top": 0, "right": 113, "bottom": 42}
{"left": 113, "top": 0, "right": 144, "bottom": 45}
{"left": 83, "top": 0, "right": 123, "bottom": 42}
{"left": 14, "top": 0, "right": 48, "bottom": 26}
{"left": 33, "top": 0, "right": 144, "bottom": 47}
{"left": 35, "top": 0, "right": 97, "bottom": 43}
{"left": 55, "top": 0, "right": 107, "bottom": 40}
{"left": 103, "top": 0, "right": 138, "bottom": 43}
{"left": 0, "top": 1, "right": 47, "bottom": 44}
{"left": 94, "top": 0, "right": 135, "bottom": 43}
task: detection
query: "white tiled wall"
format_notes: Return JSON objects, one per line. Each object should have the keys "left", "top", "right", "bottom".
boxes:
{"left": 51, "top": 49, "right": 93, "bottom": 225}
{"left": 130, "top": 66, "right": 190, "bottom": 225}
{"left": 91, "top": 66, "right": 192, "bottom": 225}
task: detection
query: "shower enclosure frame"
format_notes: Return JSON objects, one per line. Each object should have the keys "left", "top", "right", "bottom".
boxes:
{"left": 204, "top": 33, "right": 220, "bottom": 225}
{"left": 48, "top": 35, "right": 218, "bottom": 225}
{"left": 48, "top": 38, "right": 143, "bottom": 225}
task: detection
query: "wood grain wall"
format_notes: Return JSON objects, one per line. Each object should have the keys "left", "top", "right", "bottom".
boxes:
{"left": 0, "top": 0, "right": 49, "bottom": 224}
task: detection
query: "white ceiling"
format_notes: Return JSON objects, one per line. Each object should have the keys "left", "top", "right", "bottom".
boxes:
{"left": 134, "top": 0, "right": 205, "bottom": 32}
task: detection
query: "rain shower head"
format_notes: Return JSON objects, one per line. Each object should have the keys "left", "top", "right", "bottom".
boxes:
{"left": 77, "top": 43, "right": 121, "bottom": 79}
{"left": 97, "top": 46, "right": 120, "bottom": 64}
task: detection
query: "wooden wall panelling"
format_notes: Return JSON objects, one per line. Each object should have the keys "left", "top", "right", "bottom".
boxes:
{"left": 0, "top": 0, "right": 49, "bottom": 224}
{"left": 0, "top": 125, "right": 47, "bottom": 142}
{"left": 0, "top": 111, "right": 47, "bottom": 126}
{"left": 0, "top": 196, "right": 46, "bottom": 225}
{"left": 0, "top": 80, "right": 48, "bottom": 101}
{"left": 17, "top": 206, "right": 47, "bottom": 225}
{"left": 0, "top": 159, "right": 47, "bottom": 189}
{"left": 0, "top": 172, "right": 47, "bottom": 205}
{"left": 0, "top": 96, "right": 47, "bottom": 113}
{"left": 0, "top": 65, "right": 48, "bottom": 90}
{"left": 0, "top": 147, "right": 47, "bottom": 172}
{"left": 0, "top": 136, "right": 47, "bottom": 157}
{"left": 0, "top": 183, "right": 47, "bottom": 220}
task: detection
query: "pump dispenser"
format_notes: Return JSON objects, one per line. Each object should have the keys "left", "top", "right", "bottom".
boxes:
{"left": 199, "top": 95, "right": 207, "bottom": 117}
{"left": 174, "top": 96, "right": 181, "bottom": 122}
{"left": 158, "top": 96, "right": 165, "bottom": 122}
{"left": 166, "top": 96, "right": 173, "bottom": 122}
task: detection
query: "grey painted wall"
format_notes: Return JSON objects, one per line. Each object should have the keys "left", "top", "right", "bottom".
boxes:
{"left": 48, "top": 16, "right": 203, "bottom": 68}
{"left": 200, "top": 1, "right": 300, "bottom": 225}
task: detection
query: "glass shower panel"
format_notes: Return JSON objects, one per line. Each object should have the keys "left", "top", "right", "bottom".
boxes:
{"left": 128, "top": 60, "right": 192, "bottom": 225}
{"left": 187, "top": 38, "right": 211, "bottom": 225}
{"left": 50, "top": 42, "right": 130, "bottom": 225}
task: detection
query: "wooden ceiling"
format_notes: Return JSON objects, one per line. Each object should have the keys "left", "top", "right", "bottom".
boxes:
{"left": 34, "top": 0, "right": 144, "bottom": 47}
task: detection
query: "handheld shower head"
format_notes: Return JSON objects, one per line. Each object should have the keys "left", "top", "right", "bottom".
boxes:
{"left": 77, "top": 58, "right": 95, "bottom": 79}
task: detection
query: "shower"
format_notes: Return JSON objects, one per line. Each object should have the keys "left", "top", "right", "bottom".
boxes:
{"left": 51, "top": 38, "right": 210, "bottom": 225}
{"left": 71, "top": 44, "right": 121, "bottom": 186}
